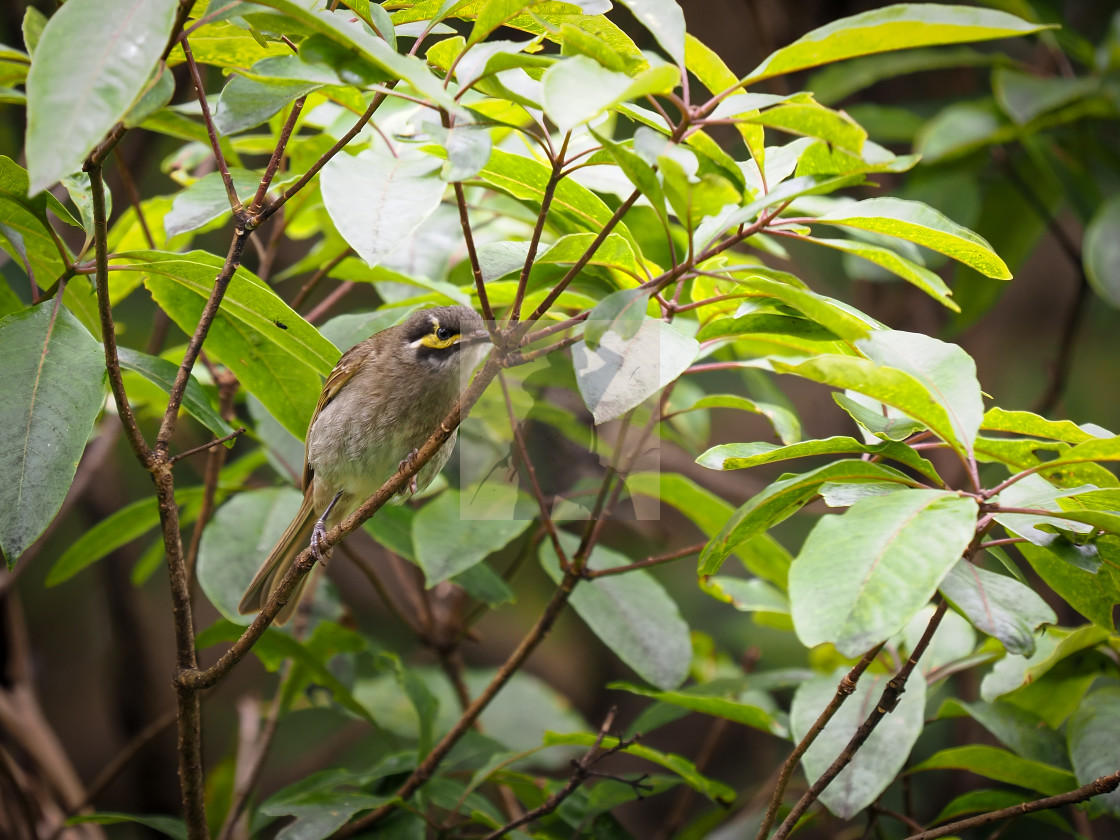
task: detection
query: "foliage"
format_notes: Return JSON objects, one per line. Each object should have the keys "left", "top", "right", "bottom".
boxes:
{"left": 1, "top": 1, "right": 1119, "bottom": 839}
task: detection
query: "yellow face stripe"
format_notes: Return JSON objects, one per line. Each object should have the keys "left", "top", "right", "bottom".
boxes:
{"left": 418, "top": 332, "right": 459, "bottom": 349}
{"left": 416, "top": 317, "right": 460, "bottom": 350}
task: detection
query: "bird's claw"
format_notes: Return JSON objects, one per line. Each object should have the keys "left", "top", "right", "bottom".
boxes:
{"left": 310, "top": 519, "right": 329, "bottom": 563}
{"left": 400, "top": 449, "right": 420, "bottom": 495}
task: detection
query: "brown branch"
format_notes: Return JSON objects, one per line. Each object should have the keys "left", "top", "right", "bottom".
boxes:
{"left": 336, "top": 563, "right": 584, "bottom": 837}
{"left": 755, "top": 642, "right": 886, "bottom": 840}
{"left": 906, "top": 770, "right": 1120, "bottom": 840}
{"left": 291, "top": 248, "right": 351, "bottom": 312}
{"left": 453, "top": 180, "right": 494, "bottom": 322}
{"left": 772, "top": 601, "right": 951, "bottom": 840}
{"left": 84, "top": 163, "right": 151, "bottom": 465}
{"left": 508, "top": 134, "right": 569, "bottom": 323}
{"left": 482, "top": 707, "right": 650, "bottom": 840}
{"left": 249, "top": 96, "right": 305, "bottom": 216}
{"left": 257, "top": 87, "right": 395, "bottom": 225}
{"left": 181, "top": 37, "right": 241, "bottom": 215}
{"left": 169, "top": 425, "right": 245, "bottom": 465}
{"left": 583, "top": 542, "right": 705, "bottom": 579}
{"left": 341, "top": 543, "right": 421, "bottom": 634}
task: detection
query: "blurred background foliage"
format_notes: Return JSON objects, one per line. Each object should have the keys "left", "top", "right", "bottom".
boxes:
{"left": 0, "top": 0, "right": 1118, "bottom": 837}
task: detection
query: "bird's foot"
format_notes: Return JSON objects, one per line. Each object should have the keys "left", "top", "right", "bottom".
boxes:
{"left": 400, "top": 449, "right": 420, "bottom": 495}
{"left": 311, "top": 490, "right": 343, "bottom": 562}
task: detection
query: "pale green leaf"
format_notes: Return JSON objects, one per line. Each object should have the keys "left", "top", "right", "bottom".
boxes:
{"left": 815, "top": 197, "right": 1012, "bottom": 279}
{"left": 743, "top": 4, "right": 1049, "bottom": 85}
{"left": 541, "top": 56, "right": 678, "bottom": 134}
{"left": 0, "top": 303, "right": 106, "bottom": 566}
{"left": 1068, "top": 687, "right": 1120, "bottom": 817}
{"left": 912, "top": 745, "right": 1076, "bottom": 797}
{"left": 790, "top": 490, "right": 977, "bottom": 656}
{"left": 939, "top": 561, "right": 1056, "bottom": 656}
{"left": 26, "top": 0, "right": 179, "bottom": 193}
{"left": 1083, "top": 195, "right": 1120, "bottom": 309}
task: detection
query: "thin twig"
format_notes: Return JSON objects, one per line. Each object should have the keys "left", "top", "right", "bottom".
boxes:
{"left": 772, "top": 602, "right": 951, "bottom": 840}
{"left": 291, "top": 248, "right": 351, "bottom": 312}
{"left": 181, "top": 37, "right": 241, "bottom": 214}
{"left": 905, "top": 770, "right": 1120, "bottom": 840}
{"left": 584, "top": 542, "right": 704, "bottom": 579}
{"left": 169, "top": 425, "right": 245, "bottom": 464}
{"left": 509, "top": 134, "right": 570, "bottom": 323}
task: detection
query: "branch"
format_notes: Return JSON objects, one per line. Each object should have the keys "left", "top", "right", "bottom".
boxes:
{"left": 482, "top": 708, "right": 651, "bottom": 840}
{"left": 755, "top": 643, "right": 886, "bottom": 840}
{"left": 249, "top": 96, "right": 305, "bottom": 215}
{"left": 508, "top": 134, "right": 569, "bottom": 323}
{"left": 453, "top": 180, "right": 494, "bottom": 323}
{"left": 583, "top": 542, "right": 704, "bottom": 579}
{"left": 771, "top": 601, "right": 950, "bottom": 840}
{"left": 84, "top": 163, "right": 151, "bottom": 465}
{"left": 181, "top": 37, "right": 241, "bottom": 215}
{"left": 335, "top": 564, "right": 583, "bottom": 837}
{"left": 906, "top": 770, "right": 1120, "bottom": 840}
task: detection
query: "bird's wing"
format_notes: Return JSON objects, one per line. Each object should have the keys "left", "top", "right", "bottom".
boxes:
{"left": 302, "top": 343, "right": 369, "bottom": 490}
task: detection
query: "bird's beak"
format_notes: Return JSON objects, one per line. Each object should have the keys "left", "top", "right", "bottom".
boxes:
{"left": 462, "top": 328, "right": 492, "bottom": 346}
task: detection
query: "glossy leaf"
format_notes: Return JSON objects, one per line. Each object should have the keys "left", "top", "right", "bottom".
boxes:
{"left": 114, "top": 250, "right": 338, "bottom": 438}
{"left": 1068, "top": 687, "right": 1120, "bottom": 817}
{"left": 583, "top": 288, "right": 650, "bottom": 349}
{"left": 815, "top": 197, "right": 1012, "bottom": 279}
{"left": 25, "top": 0, "right": 179, "bottom": 193}
{"left": 412, "top": 488, "right": 531, "bottom": 586}
{"left": 615, "top": 0, "right": 685, "bottom": 64}
{"left": 804, "top": 236, "right": 957, "bottom": 310}
{"left": 912, "top": 745, "right": 1076, "bottom": 796}
{"left": 939, "top": 561, "right": 1055, "bottom": 656}
{"left": 543, "top": 731, "right": 734, "bottom": 803}
{"left": 993, "top": 67, "right": 1099, "bottom": 126}
{"left": 321, "top": 146, "right": 446, "bottom": 269}
{"left": 571, "top": 317, "right": 699, "bottom": 424}
{"left": 541, "top": 532, "right": 691, "bottom": 691}
{"left": 698, "top": 435, "right": 941, "bottom": 484}
{"left": 938, "top": 698, "right": 1069, "bottom": 769}
{"left": 700, "top": 460, "right": 917, "bottom": 575}
{"left": 743, "top": 4, "right": 1048, "bottom": 85}
{"left": 791, "top": 490, "right": 977, "bottom": 656}
{"left": 1018, "top": 538, "right": 1120, "bottom": 632}
{"left": 164, "top": 168, "right": 264, "bottom": 238}
{"left": 117, "top": 348, "right": 234, "bottom": 441}
{"left": 791, "top": 668, "right": 926, "bottom": 819}
{"left": 0, "top": 303, "right": 106, "bottom": 566}
{"left": 541, "top": 55, "right": 678, "bottom": 134}
{"left": 610, "top": 681, "right": 787, "bottom": 736}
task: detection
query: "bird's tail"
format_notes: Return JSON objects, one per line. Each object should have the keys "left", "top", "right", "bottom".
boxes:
{"left": 238, "top": 490, "right": 317, "bottom": 625}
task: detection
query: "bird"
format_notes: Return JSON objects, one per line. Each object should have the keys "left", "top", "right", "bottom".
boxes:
{"left": 239, "top": 305, "right": 490, "bottom": 624}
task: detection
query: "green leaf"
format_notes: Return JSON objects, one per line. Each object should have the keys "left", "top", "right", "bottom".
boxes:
{"left": 614, "top": 0, "right": 685, "bottom": 64}
{"left": 741, "top": 101, "right": 867, "bottom": 153}
{"left": 671, "top": 393, "right": 800, "bottom": 446}
{"left": 412, "top": 487, "right": 531, "bottom": 586}
{"left": 609, "top": 681, "right": 787, "bottom": 736}
{"left": 808, "top": 45, "right": 1008, "bottom": 105}
{"left": 914, "top": 98, "right": 1016, "bottom": 164}
{"left": 250, "top": 0, "right": 464, "bottom": 115}
{"left": 197, "top": 487, "right": 305, "bottom": 624}
{"left": 979, "top": 625, "right": 1110, "bottom": 713}
{"left": 937, "top": 698, "right": 1069, "bottom": 769}
{"left": 583, "top": 287, "right": 651, "bottom": 349}
{"left": 541, "top": 532, "right": 691, "bottom": 691}
{"left": 0, "top": 303, "right": 106, "bottom": 566}
{"left": 0, "top": 155, "right": 75, "bottom": 284}
{"left": 25, "top": 0, "right": 179, "bottom": 193}
{"left": 931, "top": 789, "right": 1070, "bottom": 829}
{"left": 67, "top": 813, "right": 186, "bottom": 840}
{"left": 700, "top": 460, "right": 917, "bottom": 576}
{"left": 791, "top": 668, "right": 926, "bottom": 819}
{"left": 322, "top": 146, "right": 446, "bottom": 269}
{"left": 1083, "top": 194, "right": 1120, "bottom": 309}
{"left": 859, "top": 330, "right": 983, "bottom": 455}
{"left": 467, "top": 0, "right": 541, "bottom": 47}
{"left": 468, "top": 148, "right": 638, "bottom": 252}
{"left": 542, "top": 731, "right": 734, "bottom": 804}
{"left": 912, "top": 745, "right": 1076, "bottom": 797}
{"left": 791, "top": 490, "right": 977, "bottom": 656}
{"left": 163, "top": 169, "right": 265, "bottom": 239}
{"left": 572, "top": 318, "right": 698, "bottom": 425}
{"left": 115, "top": 250, "right": 338, "bottom": 439}
{"left": 628, "top": 471, "right": 792, "bottom": 589}
{"left": 804, "top": 236, "right": 957, "bottom": 311}
{"left": 117, "top": 348, "right": 234, "bottom": 439}
{"left": 697, "top": 435, "right": 941, "bottom": 484}
{"left": 815, "top": 197, "right": 1012, "bottom": 279}
{"left": 1018, "top": 538, "right": 1120, "bottom": 632}
{"left": 122, "top": 61, "right": 176, "bottom": 128}
{"left": 542, "top": 56, "right": 678, "bottom": 135}
{"left": 981, "top": 407, "right": 1102, "bottom": 444}
{"left": 700, "top": 575, "right": 789, "bottom": 614}
{"left": 939, "top": 561, "right": 1055, "bottom": 656}
{"left": 1068, "top": 687, "right": 1120, "bottom": 817}
{"left": 742, "top": 4, "right": 1049, "bottom": 85}
{"left": 214, "top": 73, "right": 321, "bottom": 136}
{"left": 993, "top": 66, "right": 1099, "bottom": 126}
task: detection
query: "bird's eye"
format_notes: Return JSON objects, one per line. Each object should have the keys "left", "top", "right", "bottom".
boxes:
{"left": 436, "top": 326, "right": 453, "bottom": 341}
